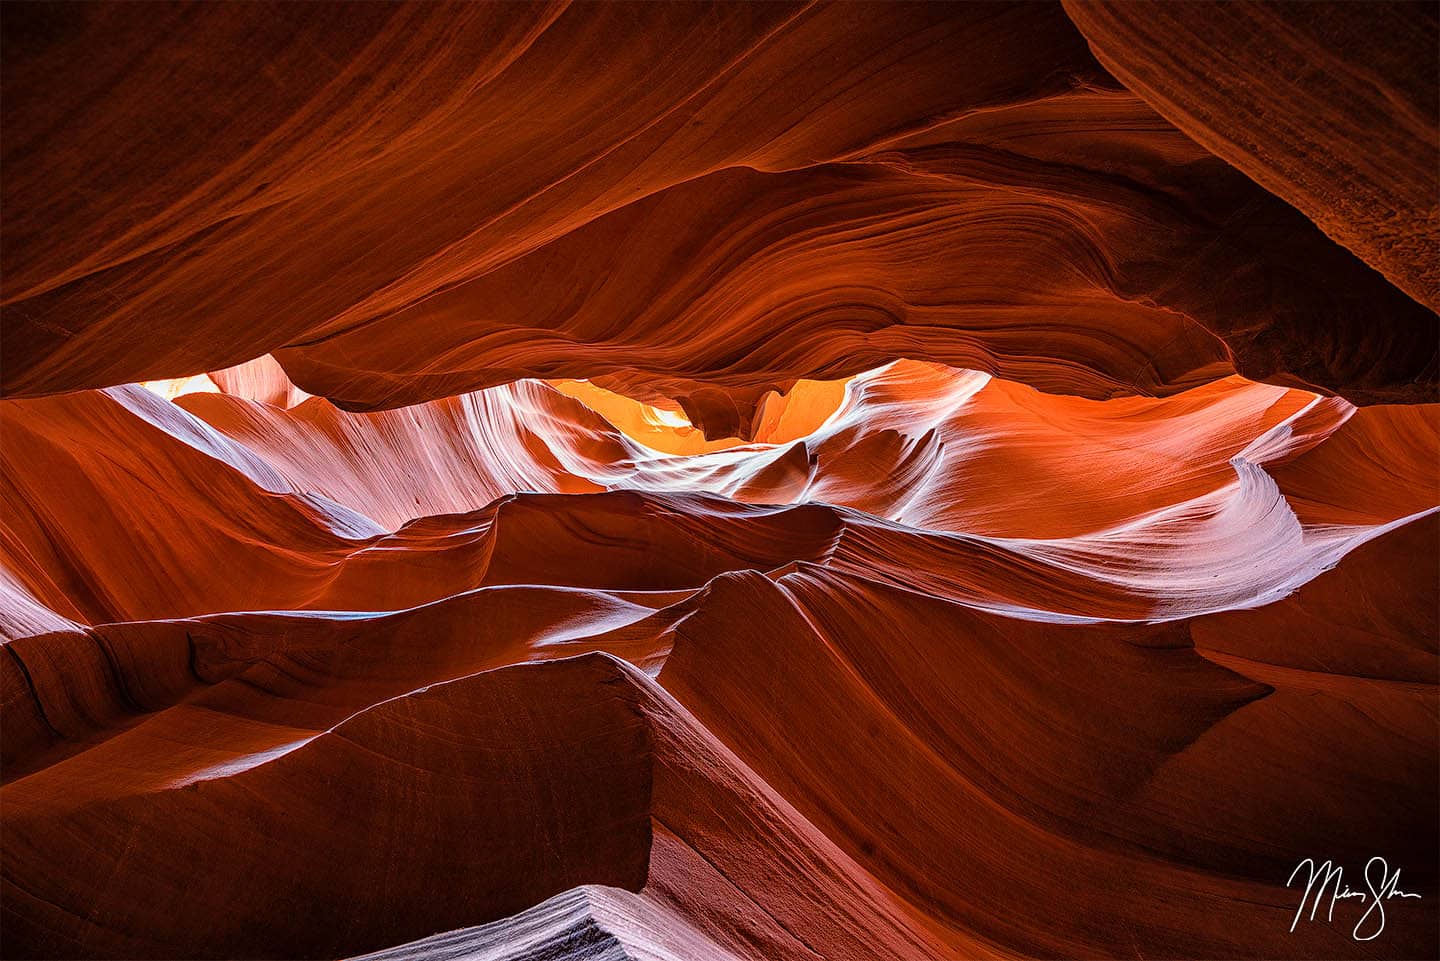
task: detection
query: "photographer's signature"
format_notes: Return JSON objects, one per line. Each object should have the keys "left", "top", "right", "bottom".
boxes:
{"left": 1287, "top": 857, "right": 1422, "bottom": 941}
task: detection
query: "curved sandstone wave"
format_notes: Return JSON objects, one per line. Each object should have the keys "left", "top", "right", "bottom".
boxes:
{"left": 3, "top": 362, "right": 1432, "bottom": 632}
{"left": 1, "top": 4, "right": 1436, "bottom": 959}
{"left": 3, "top": 3, "right": 1434, "bottom": 423}
{"left": 1, "top": 358, "right": 1435, "bottom": 957}
{"left": 4, "top": 564, "right": 1434, "bottom": 958}
{"left": 1064, "top": 0, "right": 1440, "bottom": 310}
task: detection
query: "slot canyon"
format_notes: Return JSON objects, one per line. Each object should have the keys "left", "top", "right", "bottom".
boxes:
{"left": 0, "top": 3, "right": 1436, "bottom": 959}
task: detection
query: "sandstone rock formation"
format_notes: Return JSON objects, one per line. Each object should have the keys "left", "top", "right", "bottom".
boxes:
{"left": 1, "top": 3, "right": 1435, "bottom": 960}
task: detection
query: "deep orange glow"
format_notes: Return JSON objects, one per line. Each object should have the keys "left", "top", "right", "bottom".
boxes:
{"left": 551, "top": 375, "right": 852, "bottom": 455}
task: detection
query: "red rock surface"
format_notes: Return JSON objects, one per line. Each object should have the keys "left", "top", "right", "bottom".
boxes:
{"left": 1, "top": 4, "right": 1436, "bottom": 960}
{"left": 3, "top": 2, "right": 1435, "bottom": 421}
{"left": 1064, "top": 0, "right": 1440, "bottom": 311}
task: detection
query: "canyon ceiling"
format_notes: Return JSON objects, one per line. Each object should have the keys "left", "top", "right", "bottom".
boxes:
{"left": 1, "top": 3, "right": 1436, "bottom": 960}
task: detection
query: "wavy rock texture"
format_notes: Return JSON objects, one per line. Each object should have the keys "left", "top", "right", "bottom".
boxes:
{"left": 1064, "top": 0, "right": 1440, "bottom": 311}
{"left": 2, "top": 360, "right": 1436, "bottom": 958}
{"left": 2, "top": 2, "right": 1435, "bottom": 424}
{"left": 1, "top": 3, "right": 1437, "bottom": 960}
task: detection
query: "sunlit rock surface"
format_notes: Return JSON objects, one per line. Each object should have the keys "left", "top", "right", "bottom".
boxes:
{"left": 1, "top": 3, "right": 1435, "bottom": 960}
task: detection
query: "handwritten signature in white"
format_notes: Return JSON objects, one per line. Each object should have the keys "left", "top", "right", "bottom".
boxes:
{"left": 1287, "top": 857, "right": 1423, "bottom": 941}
